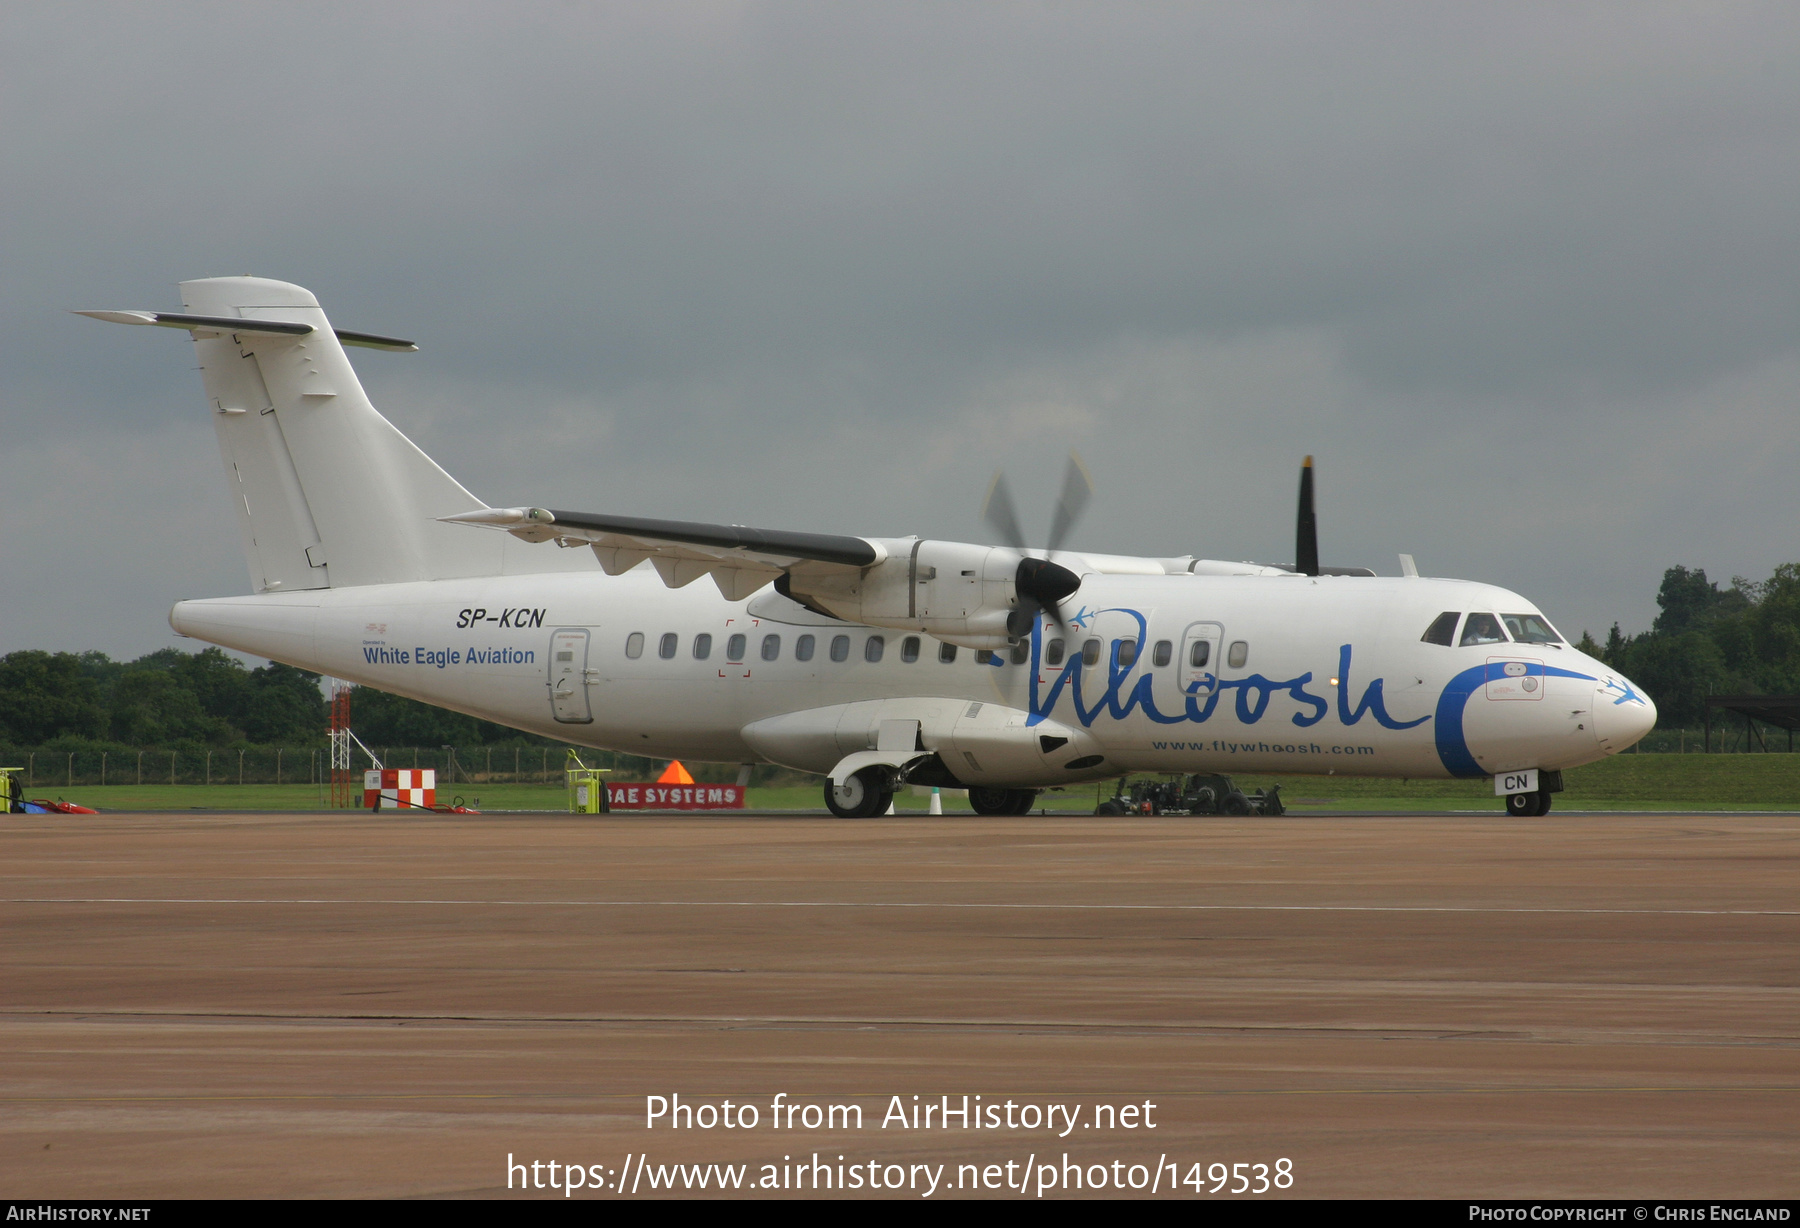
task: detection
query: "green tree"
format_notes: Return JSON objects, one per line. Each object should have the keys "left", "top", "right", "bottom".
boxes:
{"left": 0, "top": 652, "right": 107, "bottom": 743}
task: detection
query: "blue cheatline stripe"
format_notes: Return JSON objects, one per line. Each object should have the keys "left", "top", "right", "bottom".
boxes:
{"left": 1434, "top": 661, "right": 1596, "bottom": 779}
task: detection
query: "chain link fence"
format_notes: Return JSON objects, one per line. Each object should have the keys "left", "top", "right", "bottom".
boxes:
{"left": 0, "top": 744, "right": 592, "bottom": 788}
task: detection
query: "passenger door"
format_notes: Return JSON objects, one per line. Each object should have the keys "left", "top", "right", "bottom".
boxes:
{"left": 548, "top": 628, "right": 594, "bottom": 723}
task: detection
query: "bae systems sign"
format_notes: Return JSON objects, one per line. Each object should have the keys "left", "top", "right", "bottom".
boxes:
{"left": 605, "top": 784, "right": 746, "bottom": 810}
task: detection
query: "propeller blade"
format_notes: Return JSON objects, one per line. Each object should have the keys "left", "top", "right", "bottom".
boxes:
{"left": 1045, "top": 451, "right": 1094, "bottom": 555}
{"left": 1295, "top": 455, "right": 1319, "bottom": 577}
{"left": 982, "top": 470, "right": 1028, "bottom": 552}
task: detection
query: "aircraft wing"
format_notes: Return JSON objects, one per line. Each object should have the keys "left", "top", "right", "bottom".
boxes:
{"left": 441, "top": 506, "right": 882, "bottom": 600}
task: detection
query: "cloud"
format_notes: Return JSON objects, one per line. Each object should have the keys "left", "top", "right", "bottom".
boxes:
{"left": 5, "top": 2, "right": 1800, "bottom": 655}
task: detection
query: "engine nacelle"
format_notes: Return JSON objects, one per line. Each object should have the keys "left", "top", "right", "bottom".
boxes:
{"left": 785, "top": 538, "right": 1026, "bottom": 649}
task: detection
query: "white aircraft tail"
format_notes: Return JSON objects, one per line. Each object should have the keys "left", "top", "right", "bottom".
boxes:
{"left": 88, "top": 277, "right": 564, "bottom": 591}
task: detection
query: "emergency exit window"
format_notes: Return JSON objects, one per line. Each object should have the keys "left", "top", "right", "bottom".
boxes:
{"left": 726, "top": 634, "right": 746, "bottom": 662}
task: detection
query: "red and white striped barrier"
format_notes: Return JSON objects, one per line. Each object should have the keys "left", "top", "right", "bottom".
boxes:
{"left": 363, "top": 769, "right": 436, "bottom": 810}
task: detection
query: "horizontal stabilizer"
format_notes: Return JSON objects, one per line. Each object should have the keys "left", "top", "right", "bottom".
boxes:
{"left": 74, "top": 310, "right": 416, "bottom": 351}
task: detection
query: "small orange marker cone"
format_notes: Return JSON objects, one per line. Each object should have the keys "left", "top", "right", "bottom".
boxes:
{"left": 656, "top": 760, "right": 695, "bottom": 785}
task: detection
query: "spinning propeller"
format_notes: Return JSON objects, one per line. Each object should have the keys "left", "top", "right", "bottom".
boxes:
{"left": 982, "top": 452, "right": 1092, "bottom": 638}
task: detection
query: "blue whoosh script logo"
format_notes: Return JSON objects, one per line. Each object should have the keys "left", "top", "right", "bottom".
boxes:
{"left": 1010, "top": 608, "right": 1428, "bottom": 734}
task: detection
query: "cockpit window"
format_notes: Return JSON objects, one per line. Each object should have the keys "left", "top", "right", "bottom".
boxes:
{"left": 1459, "top": 613, "right": 1507, "bottom": 646}
{"left": 1502, "top": 613, "right": 1563, "bottom": 645}
{"left": 1421, "top": 611, "right": 1460, "bottom": 647}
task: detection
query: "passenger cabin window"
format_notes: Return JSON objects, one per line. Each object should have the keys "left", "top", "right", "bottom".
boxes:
{"left": 901, "top": 636, "right": 920, "bottom": 663}
{"left": 1188, "top": 640, "right": 1210, "bottom": 668}
{"left": 658, "top": 632, "right": 678, "bottom": 660}
{"left": 830, "top": 635, "right": 850, "bottom": 663}
{"left": 692, "top": 633, "right": 712, "bottom": 660}
{"left": 726, "top": 633, "right": 747, "bottom": 662}
{"left": 1045, "top": 638, "right": 1066, "bottom": 667}
{"left": 938, "top": 642, "right": 957, "bottom": 664}
{"left": 761, "top": 634, "right": 781, "bottom": 661}
{"left": 865, "top": 635, "right": 885, "bottom": 663}
{"left": 977, "top": 649, "right": 995, "bottom": 664}
{"left": 624, "top": 632, "right": 644, "bottom": 659}
{"left": 1502, "top": 613, "right": 1563, "bottom": 645}
{"left": 1117, "top": 639, "right": 1138, "bottom": 668}
{"left": 1227, "top": 641, "right": 1249, "bottom": 669}
{"left": 1460, "top": 613, "right": 1507, "bottom": 646}
{"left": 1152, "top": 640, "right": 1172, "bottom": 667}
{"left": 1081, "top": 638, "right": 1102, "bottom": 667}
{"left": 795, "top": 634, "right": 816, "bottom": 662}
{"left": 1422, "top": 611, "right": 1460, "bottom": 647}
{"left": 1010, "top": 641, "right": 1028, "bottom": 665}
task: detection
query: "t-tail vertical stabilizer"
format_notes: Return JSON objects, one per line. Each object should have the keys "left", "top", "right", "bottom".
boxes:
{"left": 79, "top": 277, "right": 585, "bottom": 592}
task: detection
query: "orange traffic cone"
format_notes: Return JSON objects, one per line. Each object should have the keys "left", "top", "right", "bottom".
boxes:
{"left": 656, "top": 760, "right": 695, "bottom": 785}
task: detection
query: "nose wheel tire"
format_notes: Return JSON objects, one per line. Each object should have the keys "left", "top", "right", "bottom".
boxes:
{"left": 825, "top": 768, "right": 894, "bottom": 818}
{"left": 1507, "top": 790, "right": 1553, "bottom": 817}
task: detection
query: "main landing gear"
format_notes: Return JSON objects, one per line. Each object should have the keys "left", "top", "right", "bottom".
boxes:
{"left": 825, "top": 767, "right": 895, "bottom": 818}
{"left": 823, "top": 773, "right": 1040, "bottom": 818}
{"left": 1505, "top": 789, "right": 1553, "bottom": 816}
{"left": 968, "top": 786, "right": 1039, "bottom": 816}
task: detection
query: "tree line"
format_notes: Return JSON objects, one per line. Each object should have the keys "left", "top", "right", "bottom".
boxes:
{"left": 1577, "top": 563, "right": 1800, "bottom": 729}
{"left": 0, "top": 646, "right": 554, "bottom": 751}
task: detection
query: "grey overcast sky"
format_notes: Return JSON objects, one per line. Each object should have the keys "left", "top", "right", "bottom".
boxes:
{"left": 5, "top": 2, "right": 1798, "bottom": 658}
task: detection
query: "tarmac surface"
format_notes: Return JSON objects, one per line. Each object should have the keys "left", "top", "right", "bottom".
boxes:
{"left": 2, "top": 809, "right": 1796, "bottom": 1199}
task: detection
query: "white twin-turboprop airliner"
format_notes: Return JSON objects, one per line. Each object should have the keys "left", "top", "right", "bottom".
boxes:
{"left": 81, "top": 277, "right": 1655, "bottom": 817}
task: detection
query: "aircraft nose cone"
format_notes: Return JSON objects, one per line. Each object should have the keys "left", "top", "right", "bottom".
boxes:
{"left": 1592, "top": 670, "right": 1657, "bottom": 755}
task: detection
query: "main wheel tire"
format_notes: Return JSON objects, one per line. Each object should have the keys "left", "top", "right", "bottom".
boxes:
{"left": 825, "top": 768, "right": 893, "bottom": 818}
{"left": 1008, "top": 790, "right": 1039, "bottom": 815}
{"left": 1096, "top": 798, "right": 1126, "bottom": 816}
{"left": 969, "top": 786, "right": 1019, "bottom": 816}
{"left": 1221, "top": 790, "right": 1251, "bottom": 816}
{"left": 1506, "top": 791, "right": 1536, "bottom": 816}
{"left": 1534, "top": 790, "right": 1553, "bottom": 816}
